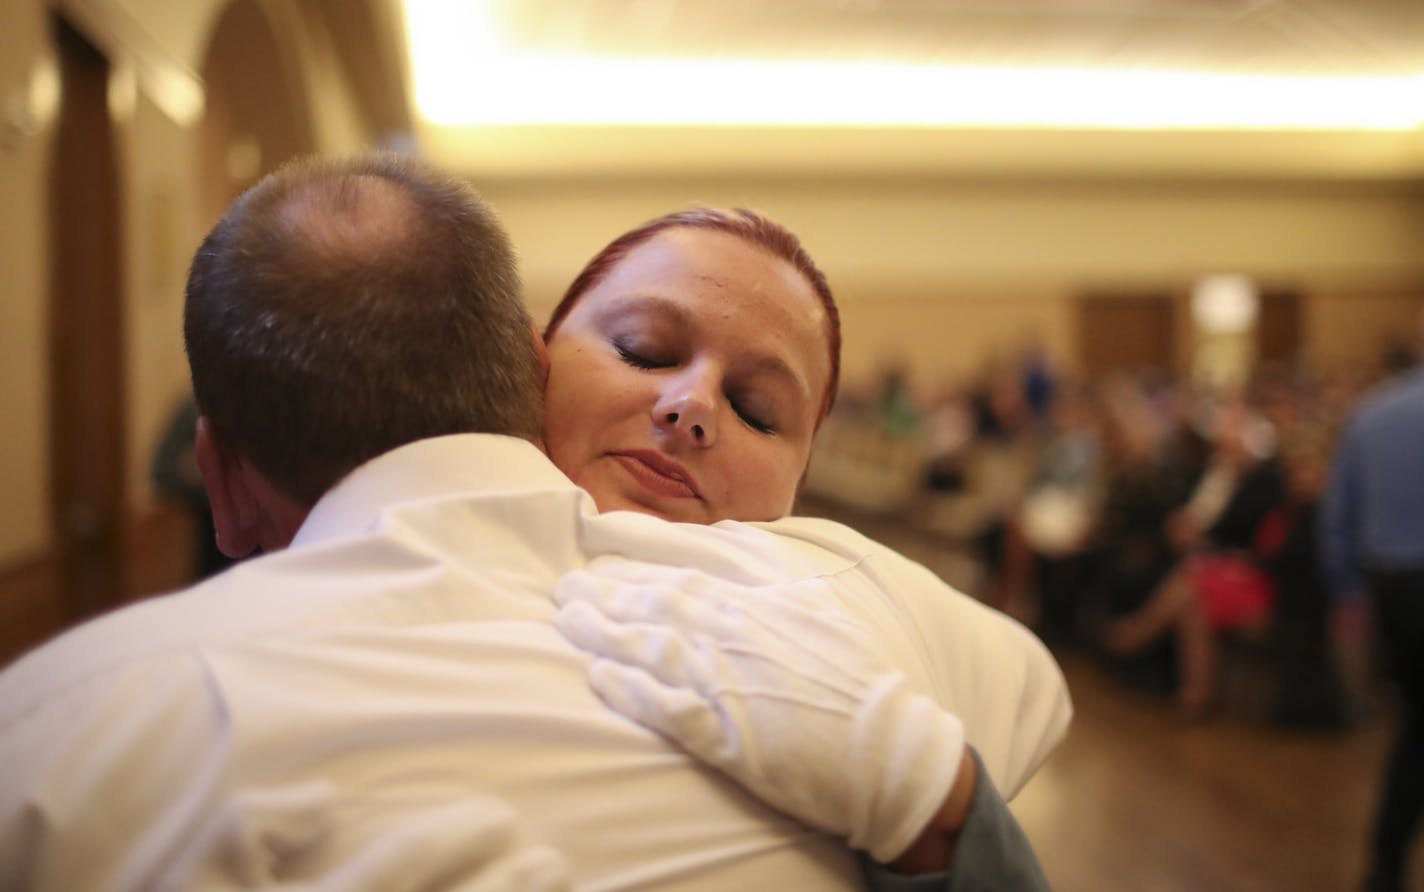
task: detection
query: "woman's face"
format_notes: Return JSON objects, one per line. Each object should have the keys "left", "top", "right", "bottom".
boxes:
{"left": 543, "top": 227, "right": 831, "bottom": 524}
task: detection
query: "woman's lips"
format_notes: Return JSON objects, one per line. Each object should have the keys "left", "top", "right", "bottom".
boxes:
{"left": 609, "top": 450, "right": 702, "bottom": 500}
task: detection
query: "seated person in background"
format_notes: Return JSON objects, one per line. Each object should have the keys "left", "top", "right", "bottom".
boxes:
{"left": 1074, "top": 380, "right": 1180, "bottom": 665}
{"left": 998, "top": 381, "right": 1106, "bottom": 640}
{"left": 1104, "top": 397, "right": 1285, "bottom": 717}
{"left": 965, "top": 363, "right": 1040, "bottom": 608}
{"left": 0, "top": 155, "right": 1067, "bottom": 891}
{"left": 920, "top": 387, "right": 977, "bottom": 495}
{"left": 1255, "top": 425, "right": 1349, "bottom": 728}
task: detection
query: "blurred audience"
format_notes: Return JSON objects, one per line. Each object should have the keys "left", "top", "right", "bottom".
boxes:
{"left": 805, "top": 341, "right": 1403, "bottom": 734}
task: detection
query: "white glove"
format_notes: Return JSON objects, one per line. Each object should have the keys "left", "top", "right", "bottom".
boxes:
{"left": 554, "top": 559, "right": 967, "bottom": 863}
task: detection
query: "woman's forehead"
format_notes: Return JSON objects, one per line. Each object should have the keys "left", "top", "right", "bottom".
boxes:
{"left": 595, "top": 228, "right": 830, "bottom": 374}
{"left": 592, "top": 230, "right": 821, "bottom": 329}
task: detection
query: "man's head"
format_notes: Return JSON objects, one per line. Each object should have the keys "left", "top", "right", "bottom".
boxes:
{"left": 184, "top": 153, "right": 542, "bottom": 555}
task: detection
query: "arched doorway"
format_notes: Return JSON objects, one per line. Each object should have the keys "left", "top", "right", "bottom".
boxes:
{"left": 198, "top": 0, "right": 316, "bottom": 224}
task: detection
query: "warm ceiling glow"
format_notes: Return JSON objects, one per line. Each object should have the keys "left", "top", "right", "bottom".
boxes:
{"left": 403, "top": 0, "right": 1424, "bottom": 131}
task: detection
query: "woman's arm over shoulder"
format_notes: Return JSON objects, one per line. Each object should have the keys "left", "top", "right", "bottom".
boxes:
{"left": 761, "top": 515, "right": 1073, "bottom": 797}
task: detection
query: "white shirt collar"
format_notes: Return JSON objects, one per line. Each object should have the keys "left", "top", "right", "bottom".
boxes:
{"left": 291, "top": 434, "right": 577, "bottom": 548}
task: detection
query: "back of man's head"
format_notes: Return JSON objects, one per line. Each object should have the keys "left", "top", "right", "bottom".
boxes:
{"left": 184, "top": 154, "right": 542, "bottom": 506}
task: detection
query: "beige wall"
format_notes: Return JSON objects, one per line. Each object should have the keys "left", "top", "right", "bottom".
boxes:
{"left": 482, "top": 175, "right": 1424, "bottom": 394}
{"left": 118, "top": 89, "right": 205, "bottom": 513}
{"left": 832, "top": 291, "right": 1073, "bottom": 395}
{"left": 0, "top": 1, "right": 54, "bottom": 566}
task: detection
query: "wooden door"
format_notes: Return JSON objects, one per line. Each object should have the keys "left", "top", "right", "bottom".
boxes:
{"left": 48, "top": 14, "right": 127, "bottom": 623}
{"left": 1256, "top": 290, "right": 1303, "bottom": 368}
{"left": 1076, "top": 293, "right": 1177, "bottom": 381}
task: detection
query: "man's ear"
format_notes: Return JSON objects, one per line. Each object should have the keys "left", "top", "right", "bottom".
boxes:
{"left": 532, "top": 322, "right": 550, "bottom": 386}
{"left": 194, "top": 416, "right": 259, "bottom": 559}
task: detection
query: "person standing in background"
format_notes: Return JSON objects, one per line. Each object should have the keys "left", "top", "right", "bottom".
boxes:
{"left": 1321, "top": 323, "right": 1424, "bottom": 892}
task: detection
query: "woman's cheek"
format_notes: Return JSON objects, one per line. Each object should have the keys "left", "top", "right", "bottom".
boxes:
{"left": 737, "top": 451, "right": 802, "bottom": 520}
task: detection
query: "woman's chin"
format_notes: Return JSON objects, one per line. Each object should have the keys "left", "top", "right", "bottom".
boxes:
{"left": 590, "top": 488, "right": 708, "bottom": 525}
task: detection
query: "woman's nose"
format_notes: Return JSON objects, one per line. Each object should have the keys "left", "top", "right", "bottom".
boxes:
{"left": 654, "top": 378, "right": 718, "bottom": 447}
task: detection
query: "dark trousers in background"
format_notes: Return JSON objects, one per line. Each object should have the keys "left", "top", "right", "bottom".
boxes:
{"left": 1365, "top": 569, "right": 1424, "bottom": 892}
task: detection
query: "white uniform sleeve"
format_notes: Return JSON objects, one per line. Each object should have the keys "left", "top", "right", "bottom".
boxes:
{"left": 0, "top": 651, "right": 572, "bottom": 892}
{"left": 767, "top": 517, "right": 1072, "bottom": 797}
{"left": 173, "top": 784, "right": 570, "bottom": 891}
{"left": 554, "top": 565, "right": 967, "bottom": 863}
{"left": 0, "top": 653, "right": 233, "bottom": 892}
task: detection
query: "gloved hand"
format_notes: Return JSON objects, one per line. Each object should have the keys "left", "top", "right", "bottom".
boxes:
{"left": 554, "top": 559, "right": 967, "bottom": 863}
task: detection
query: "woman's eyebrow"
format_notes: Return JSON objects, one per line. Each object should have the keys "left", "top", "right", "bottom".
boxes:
{"left": 744, "top": 353, "right": 808, "bottom": 399}
{"left": 594, "top": 293, "right": 693, "bottom": 330}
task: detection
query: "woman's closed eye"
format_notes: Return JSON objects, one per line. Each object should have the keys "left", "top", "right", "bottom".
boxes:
{"left": 614, "top": 341, "right": 675, "bottom": 370}
{"left": 731, "top": 394, "right": 777, "bottom": 435}
{"left": 611, "top": 333, "right": 782, "bottom": 434}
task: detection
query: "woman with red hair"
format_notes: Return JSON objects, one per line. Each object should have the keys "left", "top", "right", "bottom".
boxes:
{"left": 540, "top": 207, "right": 841, "bottom": 525}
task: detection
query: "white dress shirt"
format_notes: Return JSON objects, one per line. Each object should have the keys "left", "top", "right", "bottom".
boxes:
{"left": 0, "top": 435, "right": 1070, "bottom": 892}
